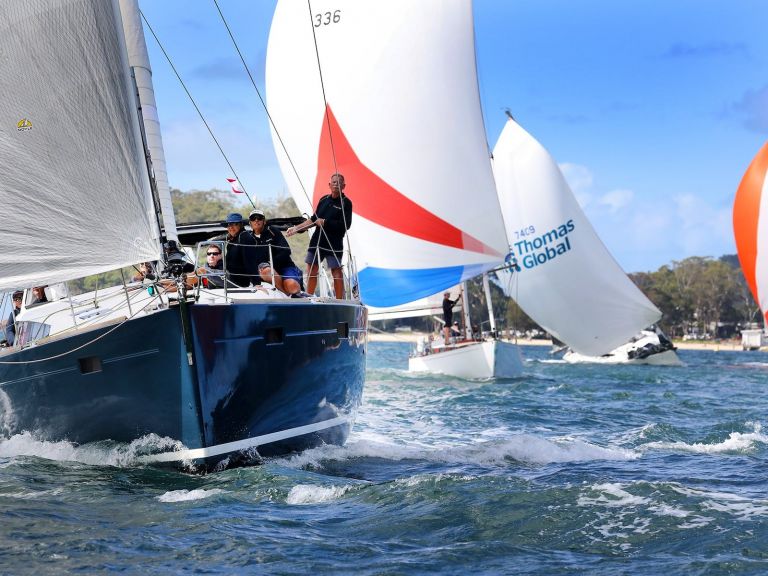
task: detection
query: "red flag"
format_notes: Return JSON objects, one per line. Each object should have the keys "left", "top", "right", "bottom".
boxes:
{"left": 227, "top": 178, "right": 244, "bottom": 194}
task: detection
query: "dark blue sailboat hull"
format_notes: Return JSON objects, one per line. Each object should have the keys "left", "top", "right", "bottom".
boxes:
{"left": 0, "top": 300, "right": 367, "bottom": 469}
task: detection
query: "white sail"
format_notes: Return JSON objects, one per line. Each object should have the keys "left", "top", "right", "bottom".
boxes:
{"left": 119, "top": 0, "right": 178, "bottom": 242}
{"left": 266, "top": 0, "right": 509, "bottom": 307}
{"left": 492, "top": 119, "right": 661, "bottom": 356}
{"left": 0, "top": 0, "right": 161, "bottom": 291}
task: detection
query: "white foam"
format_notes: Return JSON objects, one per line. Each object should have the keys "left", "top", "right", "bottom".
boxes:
{"left": 157, "top": 488, "right": 225, "bottom": 503}
{"left": 286, "top": 484, "right": 351, "bottom": 505}
{"left": 3, "top": 487, "right": 65, "bottom": 501}
{"left": 578, "top": 482, "right": 650, "bottom": 508}
{"left": 642, "top": 422, "right": 768, "bottom": 455}
{"left": 0, "top": 431, "right": 190, "bottom": 468}
{"left": 280, "top": 433, "right": 638, "bottom": 469}
{"left": 670, "top": 485, "right": 768, "bottom": 521}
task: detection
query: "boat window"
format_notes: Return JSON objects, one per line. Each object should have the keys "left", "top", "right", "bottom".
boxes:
{"left": 265, "top": 327, "right": 284, "bottom": 345}
{"left": 15, "top": 321, "right": 51, "bottom": 347}
{"left": 78, "top": 356, "right": 103, "bottom": 374}
{"left": 337, "top": 322, "right": 349, "bottom": 339}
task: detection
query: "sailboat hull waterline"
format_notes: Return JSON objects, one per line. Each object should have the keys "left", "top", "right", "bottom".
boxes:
{"left": 0, "top": 300, "right": 367, "bottom": 471}
{"left": 409, "top": 340, "right": 523, "bottom": 380}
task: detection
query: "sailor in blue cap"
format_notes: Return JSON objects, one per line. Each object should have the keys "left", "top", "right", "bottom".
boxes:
{"left": 222, "top": 213, "right": 259, "bottom": 287}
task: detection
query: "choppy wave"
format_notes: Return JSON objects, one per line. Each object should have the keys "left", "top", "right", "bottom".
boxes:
{"left": 0, "top": 431, "right": 188, "bottom": 468}
{"left": 281, "top": 432, "right": 638, "bottom": 470}
{"left": 640, "top": 422, "right": 767, "bottom": 454}
{"left": 157, "top": 488, "right": 226, "bottom": 503}
{"left": 286, "top": 484, "right": 353, "bottom": 505}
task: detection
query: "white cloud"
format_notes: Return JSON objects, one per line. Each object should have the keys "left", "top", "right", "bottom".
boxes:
{"left": 733, "top": 84, "right": 768, "bottom": 134}
{"left": 598, "top": 188, "right": 634, "bottom": 213}
{"left": 559, "top": 162, "right": 593, "bottom": 207}
{"left": 672, "top": 193, "right": 733, "bottom": 256}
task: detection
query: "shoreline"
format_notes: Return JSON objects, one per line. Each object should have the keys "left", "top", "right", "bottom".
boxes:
{"left": 367, "top": 331, "right": 761, "bottom": 352}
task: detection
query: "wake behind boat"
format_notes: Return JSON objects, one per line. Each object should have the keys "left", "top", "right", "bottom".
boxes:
{"left": 0, "top": 0, "right": 366, "bottom": 470}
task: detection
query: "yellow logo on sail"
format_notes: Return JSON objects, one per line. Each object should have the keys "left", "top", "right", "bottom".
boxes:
{"left": 17, "top": 118, "right": 32, "bottom": 131}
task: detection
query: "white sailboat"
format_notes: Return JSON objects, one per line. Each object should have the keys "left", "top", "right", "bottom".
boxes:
{"left": 265, "top": 0, "right": 523, "bottom": 379}
{"left": 491, "top": 117, "right": 682, "bottom": 366}
{"left": 0, "top": 0, "right": 367, "bottom": 470}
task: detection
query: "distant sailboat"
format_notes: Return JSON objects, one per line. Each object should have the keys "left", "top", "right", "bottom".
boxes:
{"left": 266, "top": 0, "right": 523, "bottom": 379}
{"left": 733, "top": 140, "right": 768, "bottom": 348}
{"left": 492, "top": 117, "right": 681, "bottom": 365}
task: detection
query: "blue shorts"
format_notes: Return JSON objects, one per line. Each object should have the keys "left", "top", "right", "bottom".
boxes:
{"left": 278, "top": 265, "right": 304, "bottom": 289}
{"left": 305, "top": 249, "right": 342, "bottom": 270}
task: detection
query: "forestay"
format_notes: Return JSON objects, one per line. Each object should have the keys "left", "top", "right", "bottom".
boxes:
{"left": 0, "top": 0, "right": 161, "bottom": 292}
{"left": 733, "top": 141, "right": 768, "bottom": 324}
{"left": 492, "top": 119, "right": 661, "bottom": 356}
{"left": 266, "top": 0, "right": 508, "bottom": 307}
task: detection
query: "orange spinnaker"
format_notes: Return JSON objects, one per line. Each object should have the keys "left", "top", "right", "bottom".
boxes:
{"left": 734, "top": 141, "right": 768, "bottom": 309}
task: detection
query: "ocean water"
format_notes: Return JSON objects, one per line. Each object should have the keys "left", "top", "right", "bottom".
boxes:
{"left": 2, "top": 342, "right": 768, "bottom": 575}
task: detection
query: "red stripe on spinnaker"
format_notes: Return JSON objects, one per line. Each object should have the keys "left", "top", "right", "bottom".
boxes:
{"left": 312, "top": 105, "right": 501, "bottom": 257}
{"left": 733, "top": 141, "right": 768, "bottom": 306}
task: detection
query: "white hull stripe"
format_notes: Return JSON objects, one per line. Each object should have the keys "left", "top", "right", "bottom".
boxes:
{"left": 138, "top": 415, "right": 350, "bottom": 463}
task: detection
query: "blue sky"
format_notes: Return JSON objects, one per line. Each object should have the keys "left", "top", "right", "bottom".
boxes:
{"left": 139, "top": 0, "right": 768, "bottom": 273}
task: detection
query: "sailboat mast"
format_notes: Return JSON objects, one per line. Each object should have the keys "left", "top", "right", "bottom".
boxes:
{"left": 461, "top": 282, "right": 472, "bottom": 341}
{"left": 129, "top": 71, "right": 167, "bottom": 247}
{"left": 119, "top": 0, "right": 178, "bottom": 244}
{"left": 482, "top": 273, "right": 497, "bottom": 336}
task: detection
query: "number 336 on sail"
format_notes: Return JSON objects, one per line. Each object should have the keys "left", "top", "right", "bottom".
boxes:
{"left": 314, "top": 10, "right": 341, "bottom": 27}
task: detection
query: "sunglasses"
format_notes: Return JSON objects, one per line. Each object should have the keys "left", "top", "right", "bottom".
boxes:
{"left": 207, "top": 252, "right": 221, "bottom": 256}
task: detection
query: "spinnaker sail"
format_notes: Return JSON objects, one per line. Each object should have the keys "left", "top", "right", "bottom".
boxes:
{"left": 733, "top": 141, "right": 768, "bottom": 324}
{"left": 266, "top": 0, "right": 508, "bottom": 307}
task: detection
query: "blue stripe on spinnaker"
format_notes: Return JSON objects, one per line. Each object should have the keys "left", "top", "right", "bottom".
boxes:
{"left": 359, "top": 266, "right": 465, "bottom": 308}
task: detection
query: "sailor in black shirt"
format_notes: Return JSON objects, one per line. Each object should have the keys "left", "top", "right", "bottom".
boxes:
{"left": 442, "top": 290, "right": 462, "bottom": 343}
{"left": 286, "top": 173, "right": 352, "bottom": 299}
{"left": 222, "top": 213, "right": 259, "bottom": 287}
{"left": 248, "top": 209, "right": 303, "bottom": 295}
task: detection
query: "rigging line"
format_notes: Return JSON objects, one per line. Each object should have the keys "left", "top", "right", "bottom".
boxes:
{"left": 212, "top": 0, "right": 312, "bottom": 211}
{"left": 139, "top": 10, "right": 256, "bottom": 209}
{"left": 306, "top": 0, "right": 352, "bottom": 257}
{"left": 214, "top": 1, "right": 341, "bottom": 274}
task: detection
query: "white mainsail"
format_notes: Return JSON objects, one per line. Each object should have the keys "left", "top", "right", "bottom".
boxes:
{"left": 0, "top": 0, "right": 161, "bottom": 292}
{"left": 492, "top": 118, "right": 661, "bottom": 356}
{"left": 265, "top": 0, "right": 509, "bottom": 307}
